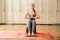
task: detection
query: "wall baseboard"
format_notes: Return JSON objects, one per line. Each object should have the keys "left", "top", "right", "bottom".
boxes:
{"left": 0, "top": 23, "right": 6, "bottom": 25}
{"left": 0, "top": 23, "right": 60, "bottom": 25}
{"left": 0, "top": 23, "right": 56, "bottom": 25}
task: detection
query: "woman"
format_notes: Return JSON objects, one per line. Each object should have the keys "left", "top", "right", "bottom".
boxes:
{"left": 25, "top": 4, "right": 40, "bottom": 36}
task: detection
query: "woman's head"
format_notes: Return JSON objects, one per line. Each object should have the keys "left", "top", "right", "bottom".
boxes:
{"left": 29, "top": 4, "right": 36, "bottom": 13}
{"left": 30, "top": 4, "right": 35, "bottom": 8}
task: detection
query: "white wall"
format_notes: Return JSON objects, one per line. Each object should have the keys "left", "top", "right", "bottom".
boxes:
{"left": 48, "top": 0, "right": 57, "bottom": 24}
{"left": 28, "top": 0, "right": 59, "bottom": 24}
{"left": 0, "top": 0, "right": 2, "bottom": 23}
{"left": 4, "top": 0, "right": 13, "bottom": 24}
{"left": 0, "top": 0, "right": 5, "bottom": 23}
{"left": 56, "top": 0, "right": 60, "bottom": 23}
{"left": 0, "top": 0, "right": 60, "bottom": 24}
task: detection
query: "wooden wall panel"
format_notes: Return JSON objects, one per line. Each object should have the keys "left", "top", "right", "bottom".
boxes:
{"left": 48, "top": 0, "right": 57, "bottom": 24}
{"left": 0, "top": 0, "right": 2, "bottom": 23}
{"left": 41, "top": 0, "right": 49, "bottom": 24}
{"left": 0, "top": 0, "right": 60, "bottom": 24}
{"left": 56, "top": 0, "right": 60, "bottom": 23}
{"left": 4, "top": 0, "right": 13, "bottom": 24}
{"left": 0, "top": 0, "right": 5, "bottom": 23}
{"left": 12, "top": 0, "right": 20, "bottom": 23}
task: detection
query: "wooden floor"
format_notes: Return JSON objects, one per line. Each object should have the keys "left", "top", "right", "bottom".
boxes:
{"left": 0, "top": 25, "right": 60, "bottom": 40}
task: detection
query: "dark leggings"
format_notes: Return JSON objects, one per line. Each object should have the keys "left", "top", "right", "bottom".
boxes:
{"left": 26, "top": 19, "right": 36, "bottom": 34}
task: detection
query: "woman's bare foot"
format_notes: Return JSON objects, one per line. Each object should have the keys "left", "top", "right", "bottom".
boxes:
{"left": 26, "top": 32, "right": 30, "bottom": 37}
{"left": 31, "top": 32, "right": 36, "bottom": 37}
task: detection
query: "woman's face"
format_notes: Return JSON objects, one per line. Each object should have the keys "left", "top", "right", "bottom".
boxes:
{"left": 30, "top": 8, "right": 33, "bottom": 12}
{"left": 29, "top": 4, "right": 35, "bottom": 13}
{"left": 30, "top": 4, "right": 35, "bottom": 8}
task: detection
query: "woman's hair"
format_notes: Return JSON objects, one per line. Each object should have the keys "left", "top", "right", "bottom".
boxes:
{"left": 31, "top": 4, "right": 36, "bottom": 13}
{"left": 28, "top": 4, "right": 36, "bottom": 14}
{"left": 31, "top": 4, "right": 35, "bottom": 7}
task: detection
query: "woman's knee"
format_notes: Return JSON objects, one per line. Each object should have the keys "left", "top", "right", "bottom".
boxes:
{"left": 32, "top": 20, "right": 36, "bottom": 25}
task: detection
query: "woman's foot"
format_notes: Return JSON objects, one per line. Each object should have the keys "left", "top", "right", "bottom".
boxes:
{"left": 27, "top": 33, "right": 30, "bottom": 35}
{"left": 26, "top": 32, "right": 30, "bottom": 37}
{"left": 32, "top": 32, "right": 35, "bottom": 35}
{"left": 31, "top": 32, "right": 36, "bottom": 37}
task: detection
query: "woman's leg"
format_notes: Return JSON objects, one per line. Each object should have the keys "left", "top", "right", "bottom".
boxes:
{"left": 32, "top": 20, "right": 36, "bottom": 35}
{"left": 27, "top": 20, "right": 32, "bottom": 34}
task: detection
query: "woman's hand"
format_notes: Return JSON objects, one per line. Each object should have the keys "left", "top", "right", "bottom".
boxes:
{"left": 29, "top": 17, "right": 35, "bottom": 19}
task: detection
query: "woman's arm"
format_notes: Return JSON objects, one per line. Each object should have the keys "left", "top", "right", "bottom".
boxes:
{"left": 36, "top": 13, "right": 40, "bottom": 19}
{"left": 24, "top": 13, "right": 29, "bottom": 19}
{"left": 33, "top": 8, "right": 40, "bottom": 19}
{"left": 32, "top": 13, "right": 40, "bottom": 19}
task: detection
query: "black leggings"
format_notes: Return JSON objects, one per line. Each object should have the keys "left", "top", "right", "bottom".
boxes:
{"left": 26, "top": 20, "right": 36, "bottom": 34}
